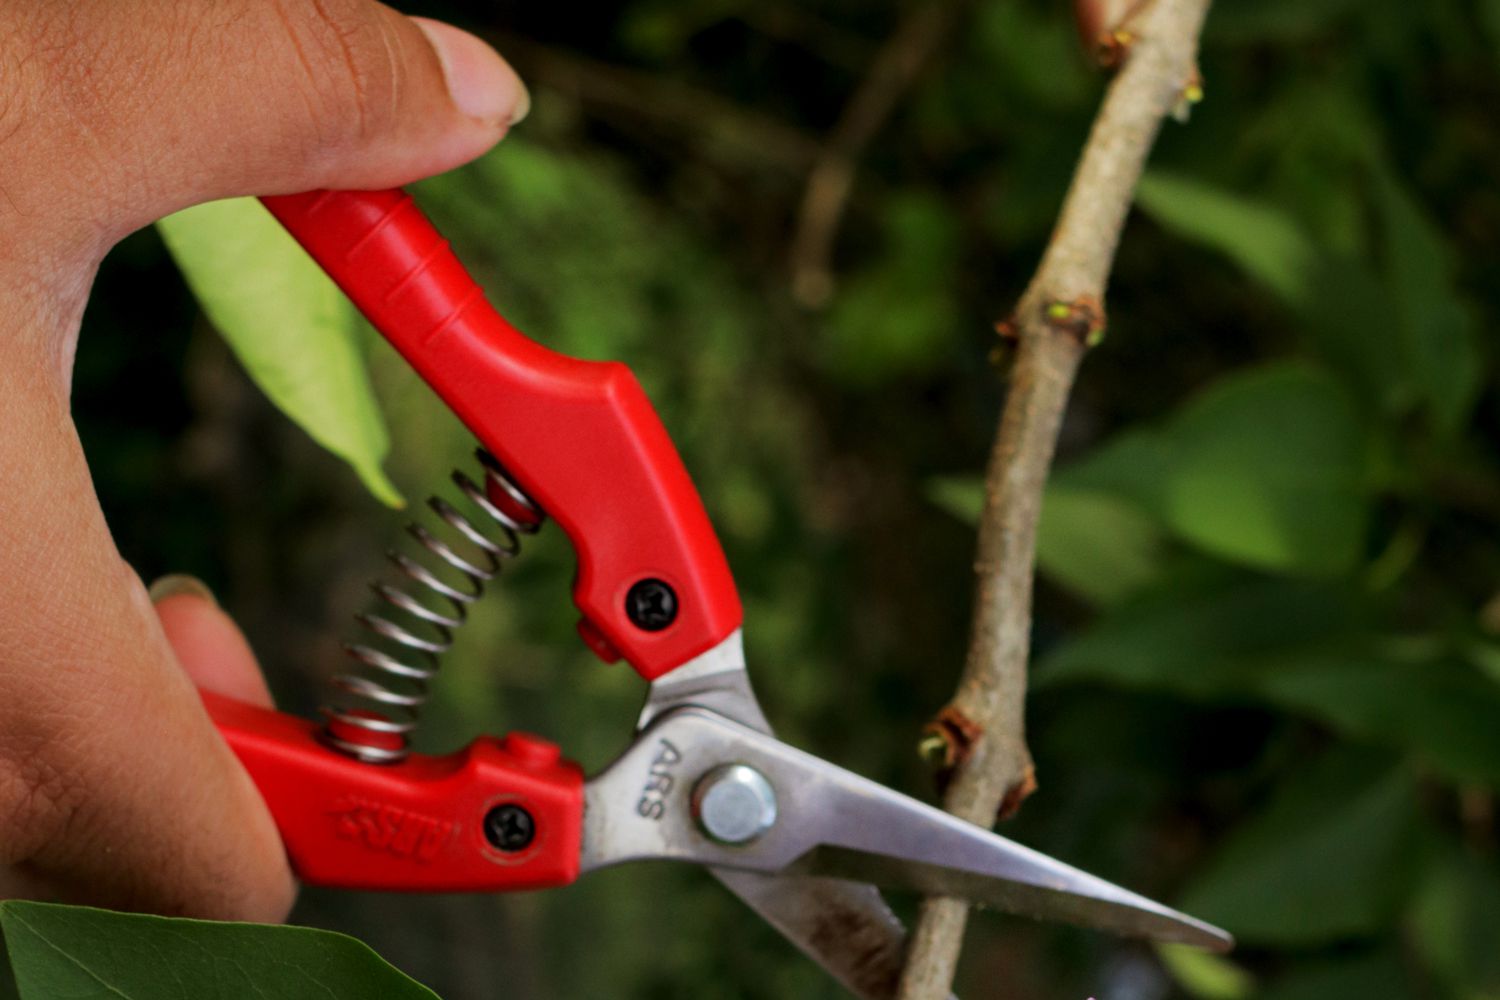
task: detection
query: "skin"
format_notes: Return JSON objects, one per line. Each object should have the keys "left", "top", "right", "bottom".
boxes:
{"left": 0, "top": 0, "right": 527, "bottom": 921}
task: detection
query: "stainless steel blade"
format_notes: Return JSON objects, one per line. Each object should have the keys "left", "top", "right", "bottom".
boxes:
{"left": 711, "top": 869, "right": 958, "bottom": 1000}
{"left": 787, "top": 845, "right": 1228, "bottom": 952}
{"left": 583, "top": 704, "right": 1232, "bottom": 953}
{"left": 636, "top": 630, "right": 769, "bottom": 734}
{"left": 624, "top": 630, "right": 927, "bottom": 996}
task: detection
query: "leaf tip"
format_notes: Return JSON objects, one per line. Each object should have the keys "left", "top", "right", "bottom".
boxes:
{"left": 357, "top": 464, "right": 406, "bottom": 510}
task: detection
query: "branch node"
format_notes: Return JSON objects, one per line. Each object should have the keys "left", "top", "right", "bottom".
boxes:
{"left": 1095, "top": 28, "right": 1136, "bottom": 69}
{"left": 919, "top": 706, "right": 984, "bottom": 791}
{"left": 1173, "top": 67, "right": 1205, "bottom": 122}
{"left": 996, "top": 763, "right": 1038, "bottom": 822}
{"left": 1042, "top": 295, "right": 1107, "bottom": 346}
{"left": 989, "top": 318, "right": 1019, "bottom": 370}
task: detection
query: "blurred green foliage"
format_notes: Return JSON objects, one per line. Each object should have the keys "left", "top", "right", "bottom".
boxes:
{"left": 72, "top": 0, "right": 1500, "bottom": 997}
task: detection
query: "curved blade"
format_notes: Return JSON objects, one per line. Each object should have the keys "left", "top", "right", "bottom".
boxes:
{"left": 584, "top": 705, "right": 1232, "bottom": 953}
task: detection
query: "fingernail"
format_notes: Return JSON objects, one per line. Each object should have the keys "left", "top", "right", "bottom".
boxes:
{"left": 147, "top": 574, "right": 219, "bottom": 608}
{"left": 412, "top": 17, "right": 530, "bottom": 125}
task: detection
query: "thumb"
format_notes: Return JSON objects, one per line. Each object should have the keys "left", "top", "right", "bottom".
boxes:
{"left": 9, "top": 0, "right": 527, "bottom": 244}
{"left": 150, "top": 575, "right": 275, "bottom": 709}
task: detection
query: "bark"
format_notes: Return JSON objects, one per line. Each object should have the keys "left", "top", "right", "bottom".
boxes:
{"left": 895, "top": 2, "right": 1214, "bottom": 996}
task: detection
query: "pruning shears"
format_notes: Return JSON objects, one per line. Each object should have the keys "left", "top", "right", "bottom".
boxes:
{"left": 200, "top": 188, "right": 1231, "bottom": 998}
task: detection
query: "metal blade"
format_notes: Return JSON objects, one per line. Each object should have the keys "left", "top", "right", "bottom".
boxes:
{"left": 786, "top": 839, "right": 1228, "bottom": 952}
{"left": 711, "top": 869, "right": 953, "bottom": 1000}
{"left": 627, "top": 631, "right": 935, "bottom": 994}
{"left": 636, "top": 630, "right": 769, "bottom": 734}
{"left": 583, "top": 705, "right": 1232, "bottom": 953}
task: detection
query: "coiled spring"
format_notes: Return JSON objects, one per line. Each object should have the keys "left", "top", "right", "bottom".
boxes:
{"left": 320, "top": 449, "right": 544, "bottom": 763}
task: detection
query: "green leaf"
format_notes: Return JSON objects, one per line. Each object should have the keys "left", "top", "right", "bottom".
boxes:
{"left": 926, "top": 475, "right": 984, "bottom": 525}
{"left": 1040, "top": 574, "right": 1500, "bottom": 786}
{"left": 0, "top": 902, "right": 439, "bottom": 999}
{"left": 1157, "top": 943, "right": 1254, "bottom": 1000}
{"left": 1136, "top": 172, "right": 1320, "bottom": 303}
{"left": 1467, "top": 641, "right": 1500, "bottom": 687}
{"left": 1259, "top": 952, "right": 1420, "bottom": 1000}
{"left": 1136, "top": 174, "right": 1412, "bottom": 413}
{"left": 1050, "top": 429, "right": 1175, "bottom": 515}
{"left": 1035, "top": 576, "right": 1364, "bottom": 694}
{"left": 1159, "top": 363, "right": 1370, "bottom": 575}
{"left": 157, "top": 198, "right": 402, "bottom": 507}
{"left": 926, "top": 477, "right": 1168, "bottom": 606}
{"left": 1137, "top": 168, "right": 1481, "bottom": 435}
{"left": 0, "top": 934, "right": 17, "bottom": 1000}
{"left": 1486, "top": 0, "right": 1500, "bottom": 60}
{"left": 821, "top": 193, "right": 962, "bottom": 385}
{"left": 1204, "top": 0, "right": 1363, "bottom": 44}
{"left": 1371, "top": 166, "right": 1484, "bottom": 437}
{"left": 1035, "top": 488, "right": 1169, "bottom": 606}
{"left": 1289, "top": 256, "right": 1412, "bottom": 415}
{"left": 974, "top": 1, "right": 1094, "bottom": 110}
{"left": 1039, "top": 365, "right": 1373, "bottom": 579}
{"left": 1179, "top": 749, "right": 1425, "bottom": 945}
{"left": 1410, "top": 849, "right": 1500, "bottom": 999}
{"left": 1254, "top": 655, "right": 1500, "bottom": 788}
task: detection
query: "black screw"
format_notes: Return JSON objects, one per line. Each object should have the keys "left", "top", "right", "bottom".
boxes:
{"left": 484, "top": 804, "right": 535, "bottom": 852}
{"left": 625, "top": 578, "right": 678, "bottom": 631}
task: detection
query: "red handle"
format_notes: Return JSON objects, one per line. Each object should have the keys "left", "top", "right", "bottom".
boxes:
{"left": 206, "top": 692, "right": 583, "bottom": 891}
{"left": 259, "top": 190, "right": 741, "bottom": 680}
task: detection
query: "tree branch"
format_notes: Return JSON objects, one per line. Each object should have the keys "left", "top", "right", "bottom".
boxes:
{"left": 895, "top": 2, "right": 1213, "bottom": 997}
{"left": 788, "top": 2, "right": 965, "bottom": 307}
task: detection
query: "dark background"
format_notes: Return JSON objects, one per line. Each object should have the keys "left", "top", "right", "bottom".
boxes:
{"left": 76, "top": 0, "right": 1500, "bottom": 997}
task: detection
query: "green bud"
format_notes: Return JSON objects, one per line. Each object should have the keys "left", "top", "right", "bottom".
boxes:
{"left": 917, "top": 733, "right": 951, "bottom": 768}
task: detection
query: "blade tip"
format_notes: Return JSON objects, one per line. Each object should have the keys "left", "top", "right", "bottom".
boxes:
{"left": 1188, "top": 925, "right": 1236, "bottom": 954}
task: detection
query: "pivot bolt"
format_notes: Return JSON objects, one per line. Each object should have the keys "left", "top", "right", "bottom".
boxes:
{"left": 484, "top": 804, "right": 535, "bottom": 852}
{"left": 691, "top": 764, "right": 778, "bottom": 845}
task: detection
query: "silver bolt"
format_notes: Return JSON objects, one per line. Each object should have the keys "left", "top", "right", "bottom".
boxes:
{"left": 691, "top": 764, "right": 778, "bottom": 845}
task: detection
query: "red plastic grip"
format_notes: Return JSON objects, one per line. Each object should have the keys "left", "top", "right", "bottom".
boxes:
{"left": 205, "top": 692, "right": 583, "bottom": 892}
{"left": 259, "top": 190, "right": 742, "bottom": 680}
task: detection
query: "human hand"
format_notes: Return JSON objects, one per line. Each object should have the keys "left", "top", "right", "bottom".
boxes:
{"left": 0, "top": 0, "right": 527, "bottom": 921}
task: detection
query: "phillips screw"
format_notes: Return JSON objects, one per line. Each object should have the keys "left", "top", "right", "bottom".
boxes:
{"left": 626, "top": 578, "right": 678, "bottom": 631}
{"left": 484, "top": 804, "right": 536, "bottom": 852}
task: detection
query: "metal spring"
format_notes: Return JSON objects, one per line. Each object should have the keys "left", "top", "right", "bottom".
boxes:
{"left": 320, "top": 449, "right": 544, "bottom": 763}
